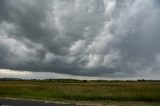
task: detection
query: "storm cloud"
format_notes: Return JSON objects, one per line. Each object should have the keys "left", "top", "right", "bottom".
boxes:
{"left": 0, "top": 0, "right": 160, "bottom": 78}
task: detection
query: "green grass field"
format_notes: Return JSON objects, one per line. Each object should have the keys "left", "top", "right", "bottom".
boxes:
{"left": 0, "top": 80, "right": 160, "bottom": 105}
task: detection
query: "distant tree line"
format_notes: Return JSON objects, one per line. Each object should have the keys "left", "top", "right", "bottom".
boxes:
{"left": 0, "top": 78, "right": 160, "bottom": 82}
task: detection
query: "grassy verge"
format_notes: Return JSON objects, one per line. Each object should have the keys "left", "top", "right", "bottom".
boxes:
{"left": 0, "top": 81, "right": 160, "bottom": 103}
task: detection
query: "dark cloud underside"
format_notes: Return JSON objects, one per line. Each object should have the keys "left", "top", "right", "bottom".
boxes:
{"left": 0, "top": 0, "right": 160, "bottom": 78}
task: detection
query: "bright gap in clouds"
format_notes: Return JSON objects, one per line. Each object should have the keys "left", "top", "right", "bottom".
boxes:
{"left": 0, "top": 69, "right": 159, "bottom": 80}
{"left": 0, "top": 69, "right": 73, "bottom": 79}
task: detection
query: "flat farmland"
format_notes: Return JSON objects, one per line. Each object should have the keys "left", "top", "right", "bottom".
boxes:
{"left": 0, "top": 80, "right": 160, "bottom": 105}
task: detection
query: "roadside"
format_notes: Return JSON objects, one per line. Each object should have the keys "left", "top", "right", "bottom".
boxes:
{"left": 0, "top": 98, "right": 84, "bottom": 106}
{"left": 0, "top": 98, "right": 160, "bottom": 106}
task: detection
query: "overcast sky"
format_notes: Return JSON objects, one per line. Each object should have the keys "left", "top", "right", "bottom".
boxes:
{"left": 0, "top": 0, "right": 160, "bottom": 79}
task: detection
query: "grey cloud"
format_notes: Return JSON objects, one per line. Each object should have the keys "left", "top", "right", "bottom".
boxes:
{"left": 0, "top": 0, "right": 160, "bottom": 78}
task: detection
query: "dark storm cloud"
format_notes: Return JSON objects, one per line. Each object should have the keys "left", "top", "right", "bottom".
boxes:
{"left": 0, "top": 0, "right": 160, "bottom": 78}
